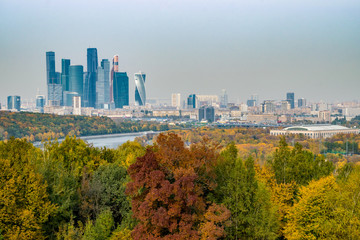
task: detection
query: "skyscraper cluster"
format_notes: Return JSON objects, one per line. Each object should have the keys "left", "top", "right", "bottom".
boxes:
{"left": 46, "top": 48, "right": 146, "bottom": 109}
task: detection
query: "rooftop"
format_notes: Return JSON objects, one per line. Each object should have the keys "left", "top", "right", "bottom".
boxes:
{"left": 284, "top": 125, "right": 351, "bottom": 131}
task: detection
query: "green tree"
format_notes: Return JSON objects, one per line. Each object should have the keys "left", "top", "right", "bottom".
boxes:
{"left": 83, "top": 209, "right": 114, "bottom": 240}
{"left": 213, "top": 143, "right": 279, "bottom": 239}
{"left": 271, "top": 137, "right": 334, "bottom": 185}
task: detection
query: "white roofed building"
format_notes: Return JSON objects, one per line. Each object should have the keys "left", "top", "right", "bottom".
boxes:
{"left": 270, "top": 125, "right": 359, "bottom": 139}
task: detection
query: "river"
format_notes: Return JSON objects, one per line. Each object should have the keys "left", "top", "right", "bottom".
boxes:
{"left": 33, "top": 131, "right": 155, "bottom": 149}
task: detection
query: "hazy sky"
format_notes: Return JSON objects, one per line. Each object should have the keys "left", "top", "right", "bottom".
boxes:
{"left": 0, "top": 0, "right": 359, "bottom": 105}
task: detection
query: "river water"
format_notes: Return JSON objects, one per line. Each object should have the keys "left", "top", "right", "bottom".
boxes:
{"left": 33, "top": 131, "right": 154, "bottom": 149}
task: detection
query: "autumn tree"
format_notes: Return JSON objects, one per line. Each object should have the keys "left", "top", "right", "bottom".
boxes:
{"left": 0, "top": 138, "right": 56, "bottom": 239}
{"left": 284, "top": 175, "right": 360, "bottom": 239}
{"left": 126, "top": 133, "right": 229, "bottom": 240}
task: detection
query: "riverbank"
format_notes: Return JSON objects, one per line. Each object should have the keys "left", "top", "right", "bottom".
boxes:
{"left": 33, "top": 131, "right": 158, "bottom": 148}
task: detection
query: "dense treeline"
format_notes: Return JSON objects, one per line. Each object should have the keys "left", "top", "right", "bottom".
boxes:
{"left": 0, "top": 111, "right": 169, "bottom": 142}
{"left": 169, "top": 127, "right": 360, "bottom": 164}
{"left": 0, "top": 132, "right": 360, "bottom": 239}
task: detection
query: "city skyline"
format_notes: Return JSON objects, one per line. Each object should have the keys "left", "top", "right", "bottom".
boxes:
{"left": 1, "top": 0, "right": 360, "bottom": 105}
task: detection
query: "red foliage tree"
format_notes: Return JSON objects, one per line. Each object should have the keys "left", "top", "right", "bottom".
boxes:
{"left": 126, "top": 133, "right": 229, "bottom": 240}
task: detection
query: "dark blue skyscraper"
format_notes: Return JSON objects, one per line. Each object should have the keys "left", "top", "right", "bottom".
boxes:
{"left": 7, "top": 96, "right": 21, "bottom": 111}
{"left": 46, "top": 51, "right": 56, "bottom": 84}
{"left": 61, "top": 59, "right": 71, "bottom": 92}
{"left": 187, "top": 94, "right": 196, "bottom": 109}
{"left": 85, "top": 48, "right": 98, "bottom": 108}
{"left": 286, "top": 92, "right": 295, "bottom": 109}
{"left": 113, "top": 72, "right": 129, "bottom": 108}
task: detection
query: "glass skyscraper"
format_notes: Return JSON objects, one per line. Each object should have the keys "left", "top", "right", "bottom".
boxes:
{"left": 7, "top": 96, "right": 21, "bottom": 111}
{"left": 46, "top": 51, "right": 62, "bottom": 106}
{"left": 134, "top": 72, "right": 146, "bottom": 106}
{"left": 69, "top": 65, "right": 84, "bottom": 100}
{"left": 286, "top": 92, "right": 295, "bottom": 109}
{"left": 96, "top": 59, "right": 110, "bottom": 109}
{"left": 85, "top": 48, "right": 98, "bottom": 108}
{"left": 36, "top": 95, "right": 45, "bottom": 113}
{"left": 46, "top": 51, "right": 56, "bottom": 84}
{"left": 61, "top": 59, "right": 71, "bottom": 92}
{"left": 187, "top": 94, "right": 196, "bottom": 109}
{"left": 113, "top": 72, "right": 129, "bottom": 108}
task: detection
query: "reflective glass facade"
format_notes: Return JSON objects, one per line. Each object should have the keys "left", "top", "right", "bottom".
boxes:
{"left": 134, "top": 72, "right": 146, "bottom": 106}
{"left": 7, "top": 95, "right": 21, "bottom": 111}
{"left": 69, "top": 65, "right": 84, "bottom": 99}
{"left": 286, "top": 92, "right": 295, "bottom": 109}
{"left": 96, "top": 59, "right": 110, "bottom": 109}
{"left": 113, "top": 72, "right": 129, "bottom": 108}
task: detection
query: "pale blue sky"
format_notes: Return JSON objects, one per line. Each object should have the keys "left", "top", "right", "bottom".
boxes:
{"left": 0, "top": 0, "right": 359, "bottom": 104}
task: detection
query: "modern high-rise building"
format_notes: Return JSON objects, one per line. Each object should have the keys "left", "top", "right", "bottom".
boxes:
{"left": 286, "top": 92, "right": 295, "bottom": 109}
{"left": 69, "top": 65, "right": 84, "bottom": 98}
{"left": 36, "top": 95, "right": 45, "bottom": 113}
{"left": 7, "top": 96, "right": 21, "bottom": 111}
{"left": 113, "top": 72, "right": 129, "bottom": 108}
{"left": 298, "top": 98, "right": 306, "bottom": 108}
{"left": 187, "top": 94, "right": 197, "bottom": 109}
{"left": 135, "top": 72, "right": 146, "bottom": 106}
{"left": 96, "top": 59, "right": 110, "bottom": 109}
{"left": 85, "top": 48, "right": 98, "bottom": 108}
{"left": 110, "top": 55, "right": 119, "bottom": 103}
{"left": 61, "top": 59, "right": 71, "bottom": 92}
{"left": 220, "top": 89, "right": 228, "bottom": 108}
{"left": 46, "top": 51, "right": 56, "bottom": 84}
{"left": 46, "top": 51, "right": 62, "bottom": 106}
{"left": 171, "top": 93, "right": 181, "bottom": 109}
{"left": 199, "top": 106, "right": 215, "bottom": 122}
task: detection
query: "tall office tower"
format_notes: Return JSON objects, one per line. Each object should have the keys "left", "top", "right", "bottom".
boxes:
{"left": 96, "top": 59, "right": 110, "bottom": 109}
{"left": 220, "top": 89, "right": 228, "bottom": 108}
{"left": 298, "top": 98, "right": 306, "bottom": 108}
{"left": 46, "top": 51, "right": 56, "bottom": 84}
{"left": 46, "top": 51, "right": 62, "bottom": 106}
{"left": 171, "top": 93, "right": 181, "bottom": 109}
{"left": 61, "top": 59, "right": 71, "bottom": 92}
{"left": 36, "top": 95, "right": 45, "bottom": 113}
{"left": 198, "top": 106, "right": 215, "bottom": 122}
{"left": 110, "top": 55, "right": 119, "bottom": 103}
{"left": 69, "top": 65, "right": 84, "bottom": 102}
{"left": 286, "top": 92, "right": 295, "bottom": 109}
{"left": 7, "top": 96, "right": 21, "bottom": 111}
{"left": 85, "top": 48, "right": 98, "bottom": 108}
{"left": 113, "top": 72, "right": 129, "bottom": 108}
{"left": 187, "top": 94, "right": 197, "bottom": 109}
{"left": 134, "top": 72, "right": 146, "bottom": 106}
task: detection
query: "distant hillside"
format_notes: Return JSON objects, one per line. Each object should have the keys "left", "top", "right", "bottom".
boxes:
{"left": 0, "top": 111, "right": 169, "bottom": 141}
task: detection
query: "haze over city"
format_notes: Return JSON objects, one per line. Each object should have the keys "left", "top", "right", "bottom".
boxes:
{"left": 1, "top": 0, "right": 359, "bottom": 104}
